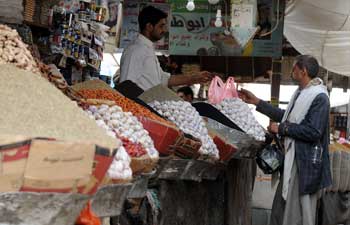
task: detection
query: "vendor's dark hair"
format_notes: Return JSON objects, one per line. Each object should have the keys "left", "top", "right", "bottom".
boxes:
{"left": 138, "top": 6, "right": 167, "bottom": 32}
{"left": 295, "top": 55, "right": 319, "bottom": 78}
{"left": 177, "top": 86, "right": 194, "bottom": 99}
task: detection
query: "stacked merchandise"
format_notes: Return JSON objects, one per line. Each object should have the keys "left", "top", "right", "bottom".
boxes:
{"left": 76, "top": 87, "right": 175, "bottom": 127}
{"left": 327, "top": 143, "right": 350, "bottom": 193}
{"left": 74, "top": 81, "right": 183, "bottom": 158}
{"left": 214, "top": 98, "right": 266, "bottom": 141}
{"left": 107, "top": 145, "right": 133, "bottom": 183}
{"left": 51, "top": 1, "right": 109, "bottom": 70}
{"left": 24, "top": 0, "right": 59, "bottom": 25}
{"left": 23, "top": 0, "right": 41, "bottom": 24}
{"left": 0, "top": 64, "right": 118, "bottom": 149}
{"left": 149, "top": 100, "right": 220, "bottom": 161}
{"left": 0, "top": 25, "right": 82, "bottom": 101}
{"left": 139, "top": 85, "right": 219, "bottom": 160}
{"left": 0, "top": 64, "right": 137, "bottom": 194}
{"left": 0, "top": 0, "right": 23, "bottom": 24}
{"left": 0, "top": 25, "right": 39, "bottom": 74}
{"left": 0, "top": 28, "right": 134, "bottom": 187}
{"left": 85, "top": 104, "right": 159, "bottom": 174}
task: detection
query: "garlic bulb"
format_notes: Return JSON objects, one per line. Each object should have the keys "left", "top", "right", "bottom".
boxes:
{"left": 214, "top": 98, "right": 266, "bottom": 141}
{"left": 107, "top": 146, "right": 133, "bottom": 180}
{"left": 149, "top": 100, "right": 219, "bottom": 161}
{"left": 85, "top": 104, "right": 159, "bottom": 159}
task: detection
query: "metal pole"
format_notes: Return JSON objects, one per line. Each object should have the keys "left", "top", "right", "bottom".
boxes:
{"left": 271, "top": 58, "right": 282, "bottom": 108}
{"left": 347, "top": 90, "right": 350, "bottom": 138}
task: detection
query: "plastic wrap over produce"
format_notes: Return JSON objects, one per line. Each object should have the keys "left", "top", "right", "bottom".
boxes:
{"left": 107, "top": 146, "right": 133, "bottom": 181}
{"left": 85, "top": 104, "right": 159, "bottom": 160}
{"left": 149, "top": 100, "right": 219, "bottom": 160}
{"left": 214, "top": 98, "right": 265, "bottom": 141}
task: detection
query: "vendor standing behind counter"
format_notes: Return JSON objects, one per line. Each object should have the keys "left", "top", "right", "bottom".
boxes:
{"left": 120, "top": 6, "right": 213, "bottom": 91}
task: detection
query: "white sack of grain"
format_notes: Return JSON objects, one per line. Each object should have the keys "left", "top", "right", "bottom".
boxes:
{"left": 331, "top": 150, "right": 341, "bottom": 192}
{"left": 0, "top": 64, "right": 119, "bottom": 150}
{"left": 339, "top": 151, "right": 349, "bottom": 192}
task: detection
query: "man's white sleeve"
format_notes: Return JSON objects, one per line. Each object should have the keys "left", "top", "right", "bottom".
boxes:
{"left": 161, "top": 69, "right": 171, "bottom": 86}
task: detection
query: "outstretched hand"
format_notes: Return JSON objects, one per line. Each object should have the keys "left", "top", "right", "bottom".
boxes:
{"left": 238, "top": 89, "right": 260, "bottom": 105}
{"left": 192, "top": 71, "right": 214, "bottom": 84}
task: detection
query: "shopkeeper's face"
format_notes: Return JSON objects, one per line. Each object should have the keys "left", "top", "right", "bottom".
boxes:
{"left": 150, "top": 18, "right": 168, "bottom": 42}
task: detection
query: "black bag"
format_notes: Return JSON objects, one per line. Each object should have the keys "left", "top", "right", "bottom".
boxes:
{"left": 114, "top": 80, "right": 144, "bottom": 99}
{"left": 256, "top": 134, "right": 284, "bottom": 174}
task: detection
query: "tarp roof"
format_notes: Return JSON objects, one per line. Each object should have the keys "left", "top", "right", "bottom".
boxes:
{"left": 284, "top": 0, "right": 350, "bottom": 76}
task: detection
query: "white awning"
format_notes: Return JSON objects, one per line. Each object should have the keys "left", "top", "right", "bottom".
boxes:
{"left": 284, "top": 0, "right": 350, "bottom": 76}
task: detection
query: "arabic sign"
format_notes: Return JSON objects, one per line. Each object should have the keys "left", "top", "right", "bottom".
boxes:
{"left": 169, "top": 11, "right": 226, "bottom": 56}
{"left": 119, "top": 1, "right": 170, "bottom": 51}
{"left": 169, "top": 0, "right": 284, "bottom": 58}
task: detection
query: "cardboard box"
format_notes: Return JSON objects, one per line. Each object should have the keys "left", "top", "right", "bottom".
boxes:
{"left": 21, "top": 140, "right": 95, "bottom": 193}
{"left": 20, "top": 140, "right": 116, "bottom": 195}
{"left": 0, "top": 136, "right": 31, "bottom": 192}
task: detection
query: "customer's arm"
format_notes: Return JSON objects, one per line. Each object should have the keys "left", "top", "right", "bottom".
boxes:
{"left": 239, "top": 89, "right": 285, "bottom": 122}
{"left": 256, "top": 100, "right": 285, "bottom": 122}
{"left": 167, "top": 71, "right": 213, "bottom": 87}
{"left": 278, "top": 93, "right": 329, "bottom": 142}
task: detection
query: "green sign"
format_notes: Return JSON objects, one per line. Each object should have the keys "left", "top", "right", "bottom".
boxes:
{"left": 169, "top": 0, "right": 284, "bottom": 58}
{"left": 120, "top": 0, "right": 284, "bottom": 57}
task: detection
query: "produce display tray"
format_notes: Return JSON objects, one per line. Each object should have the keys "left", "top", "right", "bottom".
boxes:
{"left": 206, "top": 118, "right": 266, "bottom": 159}
{"left": 212, "top": 135, "right": 238, "bottom": 162}
{"left": 138, "top": 116, "right": 181, "bottom": 156}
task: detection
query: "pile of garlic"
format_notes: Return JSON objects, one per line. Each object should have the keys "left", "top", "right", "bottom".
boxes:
{"left": 107, "top": 146, "right": 133, "bottom": 181}
{"left": 214, "top": 98, "right": 266, "bottom": 141}
{"left": 86, "top": 104, "right": 159, "bottom": 159}
{"left": 149, "top": 100, "right": 219, "bottom": 160}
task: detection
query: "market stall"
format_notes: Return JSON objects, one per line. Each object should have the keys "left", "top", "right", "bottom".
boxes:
{"left": 0, "top": 0, "right": 277, "bottom": 224}
{"left": 315, "top": 103, "right": 350, "bottom": 225}
{"left": 71, "top": 80, "right": 266, "bottom": 225}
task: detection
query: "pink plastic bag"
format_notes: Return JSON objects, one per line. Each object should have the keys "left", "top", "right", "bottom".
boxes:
{"left": 208, "top": 76, "right": 238, "bottom": 104}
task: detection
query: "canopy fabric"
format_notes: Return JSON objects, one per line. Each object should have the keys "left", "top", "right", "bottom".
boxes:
{"left": 284, "top": 0, "right": 350, "bottom": 76}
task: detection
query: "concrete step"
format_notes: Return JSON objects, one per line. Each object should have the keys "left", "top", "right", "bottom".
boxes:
{"left": 252, "top": 208, "right": 271, "bottom": 225}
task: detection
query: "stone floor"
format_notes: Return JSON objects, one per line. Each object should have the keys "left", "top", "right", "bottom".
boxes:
{"left": 252, "top": 169, "right": 276, "bottom": 225}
